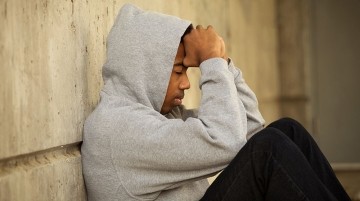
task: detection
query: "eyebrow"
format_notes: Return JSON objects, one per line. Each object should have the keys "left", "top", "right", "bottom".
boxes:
{"left": 174, "top": 61, "right": 183, "bottom": 66}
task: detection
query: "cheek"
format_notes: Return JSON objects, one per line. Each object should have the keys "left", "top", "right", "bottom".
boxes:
{"left": 171, "top": 79, "right": 182, "bottom": 92}
{"left": 164, "top": 81, "right": 176, "bottom": 100}
{"left": 168, "top": 76, "right": 180, "bottom": 90}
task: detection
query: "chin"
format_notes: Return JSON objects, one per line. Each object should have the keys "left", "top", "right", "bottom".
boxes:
{"left": 160, "top": 108, "right": 170, "bottom": 115}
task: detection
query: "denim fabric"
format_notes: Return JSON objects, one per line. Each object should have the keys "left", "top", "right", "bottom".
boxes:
{"left": 200, "top": 118, "right": 351, "bottom": 201}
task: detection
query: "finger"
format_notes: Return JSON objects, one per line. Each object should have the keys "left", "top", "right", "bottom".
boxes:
{"left": 218, "top": 36, "right": 228, "bottom": 60}
{"left": 218, "top": 36, "right": 224, "bottom": 46}
{"left": 196, "top": 25, "right": 204, "bottom": 29}
{"left": 207, "top": 25, "right": 213, "bottom": 30}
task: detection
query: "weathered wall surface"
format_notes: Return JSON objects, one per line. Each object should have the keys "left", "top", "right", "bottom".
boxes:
{"left": 0, "top": 0, "right": 312, "bottom": 200}
{"left": 277, "top": 0, "right": 312, "bottom": 129}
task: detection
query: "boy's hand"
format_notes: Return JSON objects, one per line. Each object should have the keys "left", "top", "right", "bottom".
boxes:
{"left": 183, "top": 25, "right": 227, "bottom": 67}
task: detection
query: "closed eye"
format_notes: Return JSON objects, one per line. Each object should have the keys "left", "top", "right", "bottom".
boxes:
{"left": 173, "top": 65, "right": 188, "bottom": 75}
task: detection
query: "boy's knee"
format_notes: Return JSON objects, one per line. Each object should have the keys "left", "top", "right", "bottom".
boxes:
{"left": 268, "top": 117, "right": 300, "bottom": 129}
{"left": 279, "top": 117, "right": 299, "bottom": 125}
{"left": 250, "top": 128, "right": 290, "bottom": 151}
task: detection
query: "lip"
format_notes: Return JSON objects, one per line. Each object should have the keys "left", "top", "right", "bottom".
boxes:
{"left": 174, "top": 98, "right": 182, "bottom": 105}
{"left": 174, "top": 95, "right": 184, "bottom": 105}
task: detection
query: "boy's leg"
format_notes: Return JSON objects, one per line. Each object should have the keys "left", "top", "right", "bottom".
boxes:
{"left": 268, "top": 118, "right": 351, "bottom": 201}
{"left": 200, "top": 127, "right": 338, "bottom": 201}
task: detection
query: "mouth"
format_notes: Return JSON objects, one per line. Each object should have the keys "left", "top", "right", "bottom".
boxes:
{"left": 174, "top": 95, "right": 184, "bottom": 105}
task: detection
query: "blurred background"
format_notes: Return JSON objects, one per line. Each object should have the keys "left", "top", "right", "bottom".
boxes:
{"left": 0, "top": 0, "right": 359, "bottom": 200}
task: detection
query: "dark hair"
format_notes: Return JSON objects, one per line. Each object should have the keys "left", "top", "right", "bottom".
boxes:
{"left": 180, "top": 24, "right": 194, "bottom": 43}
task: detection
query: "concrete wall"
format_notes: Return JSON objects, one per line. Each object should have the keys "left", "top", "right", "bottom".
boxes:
{"left": 310, "top": 0, "right": 360, "bottom": 163}
{"left": 277, "top": 0, "right": 312, "bottom": 130}
{"left": 0, "top": 1, "right": 281, "bottom": 200}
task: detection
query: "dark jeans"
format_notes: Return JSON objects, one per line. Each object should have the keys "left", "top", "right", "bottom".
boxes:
{"left": 200, "top": 118, "right": 351, "bottom": 201}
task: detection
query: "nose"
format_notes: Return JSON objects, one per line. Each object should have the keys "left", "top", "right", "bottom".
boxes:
{"left": 179, "top": 74, "right": 190, "bottom": 90}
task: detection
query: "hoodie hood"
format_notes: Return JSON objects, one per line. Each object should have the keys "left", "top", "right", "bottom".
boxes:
{"left": 102, "top": 4, "right": 191, "bottom": 112}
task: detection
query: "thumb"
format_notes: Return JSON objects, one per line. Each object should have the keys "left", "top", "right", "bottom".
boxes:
{"left": 219, "top": 36, "right": 227, "bottom": 60}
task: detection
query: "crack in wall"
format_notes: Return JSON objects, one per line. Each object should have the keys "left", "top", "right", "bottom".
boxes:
{"left": 0, "top": 142, "right": 81, "bottom": 177}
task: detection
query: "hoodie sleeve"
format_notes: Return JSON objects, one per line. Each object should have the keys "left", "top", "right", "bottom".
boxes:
{"left": 178, "top": 59, "right": 265, "bottom": 139}
{"left": 227, "top": 59, "right": 265, "bottom": 139}
{"left": 109, "top": 58, "right": 249, "bottom": 199}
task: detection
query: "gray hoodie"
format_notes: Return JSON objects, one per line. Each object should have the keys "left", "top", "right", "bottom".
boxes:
{"left": 81, "top": 3, "right": 265, "bottom": 201}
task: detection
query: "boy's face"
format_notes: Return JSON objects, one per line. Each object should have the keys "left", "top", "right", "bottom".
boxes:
{"left": 160, "top": 43, "right": 190, "bottom": 114}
